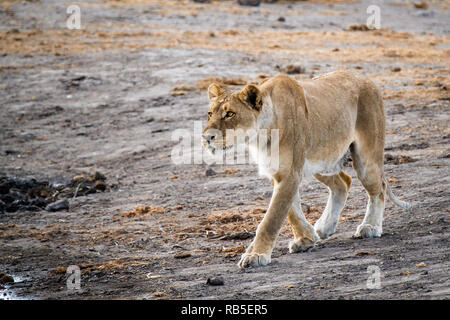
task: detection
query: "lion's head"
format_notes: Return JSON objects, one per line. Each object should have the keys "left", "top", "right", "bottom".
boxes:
{"left": 201, "top": 83, "right": 262, "bottom": 154}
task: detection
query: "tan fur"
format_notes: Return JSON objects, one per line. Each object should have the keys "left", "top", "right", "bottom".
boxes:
{"left": 202, "top": 71, "right": 411, "bottom": 268}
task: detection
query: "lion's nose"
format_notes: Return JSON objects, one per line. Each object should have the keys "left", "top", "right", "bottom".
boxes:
{"left": 202, "top": 134, "right": 215, "bottom": 143}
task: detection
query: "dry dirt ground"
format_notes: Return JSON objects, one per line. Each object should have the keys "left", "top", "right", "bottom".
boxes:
{"left": 0, "top": 0, "right": 449, "bottom": 300}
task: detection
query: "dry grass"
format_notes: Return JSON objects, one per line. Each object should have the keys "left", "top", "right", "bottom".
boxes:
{"left": 120, "top": 204, "right": 166, "bottom": 218}
{"left": 55, "top": 258, "right": 150, "bottom": 274}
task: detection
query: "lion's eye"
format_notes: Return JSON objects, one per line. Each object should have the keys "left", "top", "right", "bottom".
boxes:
{"left": 225, "top": 111, "right": 235, "bottom": 118}
{"left": 207, "top": 112, "right": 212, "bottom": 119}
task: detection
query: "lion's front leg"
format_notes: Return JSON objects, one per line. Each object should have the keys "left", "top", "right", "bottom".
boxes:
{"left": 287, "top": 193, "right": 319, "bottom": 253}
{"left": 238, "top": 175, "right": 299, "bottom": 268}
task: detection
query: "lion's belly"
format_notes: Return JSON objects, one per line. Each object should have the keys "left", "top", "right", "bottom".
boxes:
{"left": 303, "top": 144, "right": 352, "bottom": 179}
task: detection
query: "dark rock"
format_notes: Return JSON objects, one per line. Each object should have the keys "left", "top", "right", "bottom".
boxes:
{"left": 205, "top": 168, "right": 216, "bottom": 177}
{"left": 0, "top": 194, "right": 15, "bottom": 204}
{"left": 91, "top": 171, "right": 106, "bottom": 182}
{"left": 206, "top": 276, "right": 224, "bottom": 286}
{"left": 45, "top": 199, "right": 69, "bottom": 212}
{"left": 94, "top": 180, "right": 107, "bottom": 191}
{"left": 4, "top": 150, "right": 19, "bottom": 156}
{"left": 0, "top": 173, "right": 107, "bottom": 213}
{"left": 29, "top": 198, "right": 48, "bottom": 208}
{"left": 277, "top": 16, "right": 285, "bottom": 22}
{"left": 0, "top": 179, "right": 13, "bottom": 194}
{"left": 0, "top": 272, "right": 14, "bottom": 284}
{"left": 348, "top": 24, "right": 370, "bottom": 31}
{"left": 413, "top": 1, "right": 429, "bottom": 9}
{"left": 238, "top": 0, "right": 260, "bottom": 6}
{"left": 219, "top": 231, "right": 254, "bottom": 240}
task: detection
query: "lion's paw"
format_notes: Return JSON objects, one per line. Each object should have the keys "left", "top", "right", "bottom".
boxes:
{"left": 353, "top": 224, "right": 382, "bottom": 239}
{"left": 288, "top": 236, "right": 317, "bottom": 253}
{"left": 237, "top": 252, "right": 271, "bottom": 269}
{"left": 314, "top": 221, "right": 336, "bottom": 240}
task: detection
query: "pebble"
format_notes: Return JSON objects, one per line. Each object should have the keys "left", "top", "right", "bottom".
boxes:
{"left": 0, "top": 272, "right": 14, "bottom": 284}
{"left": 174, "top": 252, "right": 191, "bottom": 259}
{"left": 205, "top": 168, "right": 216, "bottom": 176}
{"left": 45, "top": 199, "right": 69, "bottom": 212}
{"left": 206, "top": 276, "right": 224, "bottom": 286}
{"left": 237, "top": 0, "right": 260, "bottom": 6}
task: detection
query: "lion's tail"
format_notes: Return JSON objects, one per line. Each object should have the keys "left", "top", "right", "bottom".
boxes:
{"left": 384, "top": 177, "right": 412, "bottom": 211}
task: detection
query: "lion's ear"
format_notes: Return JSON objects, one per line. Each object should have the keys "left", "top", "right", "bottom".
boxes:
{"left": 208, "top": 83, "right": 224, "bottom": 101}
{"left": 239, "top": 84, "right": 262, "bottom": 111}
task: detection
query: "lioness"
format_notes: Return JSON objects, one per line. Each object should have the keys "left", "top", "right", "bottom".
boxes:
{"left": 202, "top": 71, "right": 411, "bottom": 268}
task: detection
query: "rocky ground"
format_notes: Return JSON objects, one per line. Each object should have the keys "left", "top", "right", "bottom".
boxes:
{"left": 0, "top": 0, "right": 449, "bottom": 300}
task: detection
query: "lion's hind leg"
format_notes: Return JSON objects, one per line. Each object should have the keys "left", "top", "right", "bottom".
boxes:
{"left": 350, "top": 141, "right": 386, "bottom": 238}
{"left": 351, "top": 78, "right": 387, "bottom": 238}
{"left": 313, "top": 171, "right": 351, "bottom": 239}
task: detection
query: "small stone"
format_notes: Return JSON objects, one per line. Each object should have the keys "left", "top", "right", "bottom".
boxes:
{"left": 219, "top": 231, "right": 253, "bottom": 240}
{"left": 415, "top": 262, "right": 427, "bottom": 267}
{"left": 174, "top": 252, "right": 191, "bottom": 259}
{"left": 348, "top": 24, "right": 369, "bottom": 31}
{"left": 91, "top": 171, "right": 106, "bottom": 182}
{"left": 277, "top": 16, "right": 285, "bottom": 22}
{"left": 45, "top": 199, "right": 69, "bottom": 212}
{"left": 206, "top": 276, "right": 224, "bottom": 286}
{"left": 237, "top": 0, "right": 260, "bottom": 6}
{"left": 56, "top": 266, "right": 67, "bottom": 274}
{"left": 94, "top": 180, "right": 107, "bottom": 191}
{"left": 413, "top": 1, "right": 429, "bottom": 9}
{"left": 391, "top": 67, "right": 401, "bottom": 72}
{"left": 151, "top": 291, "right": 166, "bottom": 297}
{"left": 205, "top": 168, "right": 216, "bottom": 176}
{"left": 0, "top": 272, "right": 14, "bottom": 284}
